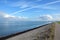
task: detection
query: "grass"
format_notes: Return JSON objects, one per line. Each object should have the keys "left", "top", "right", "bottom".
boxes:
{"left": 57, "top": 21, "right": 60, "bottom": 24}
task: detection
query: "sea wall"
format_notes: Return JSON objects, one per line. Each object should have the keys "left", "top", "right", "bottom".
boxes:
{"left": 4, "top": 23, "right": 55, "bottom": 40}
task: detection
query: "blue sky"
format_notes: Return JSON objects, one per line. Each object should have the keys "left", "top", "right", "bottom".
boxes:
{"left": 0, "top": 0, "right": 60, "bottom": 21}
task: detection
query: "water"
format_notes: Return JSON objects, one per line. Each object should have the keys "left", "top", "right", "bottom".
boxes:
{"left": 0, "top": 21, "right": 51, "bottom": 37}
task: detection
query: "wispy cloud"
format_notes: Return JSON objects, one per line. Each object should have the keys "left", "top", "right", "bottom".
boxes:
{"left": 35, "top": 6, "right": 58, "bottom": 10}
{"left": 10, "top": 1, "right": 29, "bottom": 8}
{"left": 9, "top": 0, "right": 42, "bottom": 8}
{"left": 11, "top": 7, "right": 34, "bottom": 15}
{"left": 0, "top": 0, "right": 7, "bottom": 4}
{"left": 4, "top": 0, "right": 7, "bottom": 4}
{"left": 12, "top": 0, "right": 60, "bottom": 14}
{"left": 11, "top": 0, "right": 42, "bottom": 14}
{"left": 43, "top": 0, "right": 60, "bottom": 6}
{"left": 35, "top": 0, "right": 42, "bottom": 2}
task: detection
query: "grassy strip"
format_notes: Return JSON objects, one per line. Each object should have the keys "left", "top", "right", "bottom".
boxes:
{"left": 57, "top": 21, "right": 60, "bottom": 24}
{"left": 48, "top": 23, "right": 55, "bottom": 40}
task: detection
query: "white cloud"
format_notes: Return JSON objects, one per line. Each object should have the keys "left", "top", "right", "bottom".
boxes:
{"left": 45, "top": 15, "right": 53, "bottom": 20}
{"left": 1, "top": 12, "right": 60, "bottom": 21}
{"left": 38, "top": 14, "right": 53, "bottom": 21}
{"left": 4, "top": 14, "right": 14, "bottom": 18}
{"left": 0, "top": 12, "right": 53, "bottom": 21}
{"left": 0, "top": 12, "right": 29, "bottom": 21}
{"left": 38, "top": 14, "right": 60, "bottom": 21}
{"left": 51, "top": 14, "right": 60, "bottom": 21}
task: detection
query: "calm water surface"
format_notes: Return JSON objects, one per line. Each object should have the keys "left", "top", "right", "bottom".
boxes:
{"left": 0, "top": 21, "right": 51, "bottom": 37}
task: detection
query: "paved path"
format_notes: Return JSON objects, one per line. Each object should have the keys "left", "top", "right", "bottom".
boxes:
{"left": 54, "top": 23, "right": 60, "bottom": 40}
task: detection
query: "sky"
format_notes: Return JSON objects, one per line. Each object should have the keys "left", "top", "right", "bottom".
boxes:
{"left": 0, "top": 0, "right": 60, "bottom": 21}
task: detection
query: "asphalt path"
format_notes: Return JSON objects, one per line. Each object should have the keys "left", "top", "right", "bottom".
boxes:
{"left": 54, "top": 23, "right": 60, "bottom": 40}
